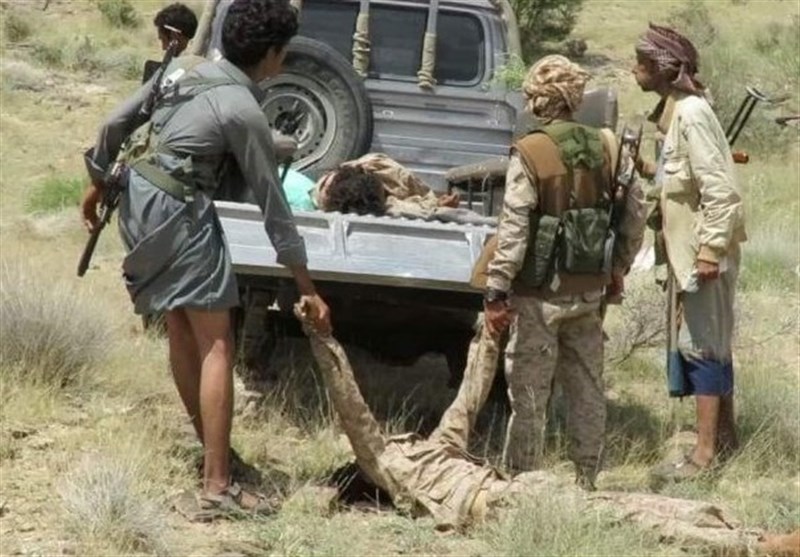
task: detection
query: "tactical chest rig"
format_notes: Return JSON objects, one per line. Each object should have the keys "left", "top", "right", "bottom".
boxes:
{"left": 120, "top": 56, "right": 238, "bottom": 203}
{"left": 514, "top": 121, "right": 614, "bottom": 297}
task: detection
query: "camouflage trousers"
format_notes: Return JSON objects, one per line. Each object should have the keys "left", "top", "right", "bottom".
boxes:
{"left": 503, "top": 290, "right": 606, "bottom": 472}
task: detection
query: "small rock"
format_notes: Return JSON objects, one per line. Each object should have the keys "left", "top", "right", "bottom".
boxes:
{"left": 17, "top": 523, "right": 34, "bottom": 533}
{"left": 0, "top": 500, "right": 7, "bottom": 517}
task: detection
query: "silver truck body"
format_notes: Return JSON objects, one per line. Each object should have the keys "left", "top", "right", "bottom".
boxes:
{"left": 194, "top": 0, "right": 616, "bottom": 374}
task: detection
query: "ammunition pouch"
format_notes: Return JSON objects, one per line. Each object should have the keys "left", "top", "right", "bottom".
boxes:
{"left": 517, "top": 213, "right": 561, "bottom": 289}
{"left": 560, "top": 207, "right": 610, "bottom": 274}
{"left": 518, "top": 206, "right": 612, "bottom": 289}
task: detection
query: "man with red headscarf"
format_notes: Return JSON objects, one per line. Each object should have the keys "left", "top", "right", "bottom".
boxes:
{"left": 633, "top": 24, "right": 747, "bottom": 485}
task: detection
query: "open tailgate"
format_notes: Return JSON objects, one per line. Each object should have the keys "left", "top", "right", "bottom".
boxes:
{"left": 216, "top": 201, "right": 495, "bottom": 293}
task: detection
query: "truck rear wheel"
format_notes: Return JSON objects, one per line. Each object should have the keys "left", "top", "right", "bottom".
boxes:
{"left": 262, "top": 37, "right": 373, "bottom": 179}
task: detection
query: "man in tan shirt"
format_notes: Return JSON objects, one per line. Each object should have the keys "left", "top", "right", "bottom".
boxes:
{"left": 634, "top": 24, "right": 746, "bottom": 483}
{"left": 483, "top": 56, "right": 645, "bottom": 489}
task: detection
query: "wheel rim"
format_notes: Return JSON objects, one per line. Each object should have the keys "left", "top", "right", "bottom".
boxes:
{"left": 262, "top": 74, "right": 338, "bottom": 171}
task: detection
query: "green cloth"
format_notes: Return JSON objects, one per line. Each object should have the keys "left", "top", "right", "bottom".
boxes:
{"left": 281, "top": 167, "right": 317, "bottom": 211}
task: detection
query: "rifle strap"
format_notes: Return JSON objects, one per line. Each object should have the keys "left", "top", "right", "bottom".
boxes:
{"left": 129, "top": 159, "right": 189, "bottom": 201}
{"left": 127, "top": 71, "right": 239, "bottom": 203}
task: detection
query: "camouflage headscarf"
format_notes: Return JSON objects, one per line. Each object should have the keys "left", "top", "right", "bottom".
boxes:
{"left": 522, "top": 55, "right": 590, "bottom": 122}
{"left": 636, "top": 23, "right": 704, "bottom": 95}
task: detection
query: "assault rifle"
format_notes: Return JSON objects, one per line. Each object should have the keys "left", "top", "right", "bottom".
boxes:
{"left": 727, "top": 86, "right": 788, "bottom": 164}
{"left": 610, "top": 124, "right": 643, "bottom": 229}
{"left": 77, "top": 37, "right": 181, "bottom": 277}
{"left": 601, "top": 124, "right": 643, "bottom": 310}
{"left": 274, "top": 99, "right": 306, "bottom": 182}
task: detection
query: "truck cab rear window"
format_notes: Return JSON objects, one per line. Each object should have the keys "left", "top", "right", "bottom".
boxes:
{"left": 299, "top": 1, "right": 484, "bottom": 85}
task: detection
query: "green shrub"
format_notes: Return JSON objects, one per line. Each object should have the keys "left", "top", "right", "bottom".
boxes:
{"left": 95, "top": 0, "right": 141, "bottom": 29}
{"left": 0, "top": 263, "right": 111, "bottom": 386}
{"left": 3, "top": 10, "right": 33, "bottom": 43}
{"left": 494, "top": 54, "right": 527, "bottom": 90}
{"left": 30, "top": 40, "right": 65, "bottom": 68}
{"left": 27, "top": 176, "right": 84, "bottom": 214}
{"left": 512, "top": 0, "right": 585, "bottom": 61}
{"left": 28, "top": 35, "right": 142, "bottom": 79}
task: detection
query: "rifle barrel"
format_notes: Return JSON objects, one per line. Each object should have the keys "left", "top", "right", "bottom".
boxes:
{"left": 77, "top": 227, "right": 103, "bottom": 277}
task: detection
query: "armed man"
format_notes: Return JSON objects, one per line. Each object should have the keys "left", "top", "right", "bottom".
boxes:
{"left": 80, "top": 0, "right": 330, "bottom": 518}
{"left": 482, "top": 55, "right": 645, "bottom": 489}
{"left": 153, "top": 3, "right": 197, "bottom": 56}
{"left": 633, "top": 24, "right": 746, "bottom": 484}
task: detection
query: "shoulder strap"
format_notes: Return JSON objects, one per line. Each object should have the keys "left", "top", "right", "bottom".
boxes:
{"left": 513, "top": 131, "right": 565, "bottom": 181}
{"left": 150, "top": 63, "right": 240, "bottom": 154}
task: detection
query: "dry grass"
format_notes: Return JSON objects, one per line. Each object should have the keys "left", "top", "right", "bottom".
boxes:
{"left": 481, "top": 491, "right": 675, "bottom": 557}
{"left": 0, "top": 262, "right": 112, "bottom": 385}
{"left": 58, "top": 454, "right": 169, "bottom": 555}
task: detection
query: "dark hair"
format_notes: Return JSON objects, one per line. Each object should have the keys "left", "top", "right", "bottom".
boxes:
{"left": 222, "top": 0, "right": 298, "bottom": 69}
{"left": 153, "top": 3, "right": 198, "bottom": 39}
{"left": 323, "top": 167, "right": 386, "bottom": 216}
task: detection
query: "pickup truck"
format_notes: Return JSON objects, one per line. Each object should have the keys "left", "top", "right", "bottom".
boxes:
{"left": 192, "top": 0, "right": 618, "bottom": 381}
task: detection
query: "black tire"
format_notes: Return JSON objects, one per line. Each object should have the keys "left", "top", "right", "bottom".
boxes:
{"left": 261, "top": 36, "right": 373, "bottom": 179}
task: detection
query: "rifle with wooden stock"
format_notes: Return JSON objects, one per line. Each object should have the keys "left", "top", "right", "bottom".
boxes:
{"left": 77, "top": 38, "right": 181, "bottom": 277}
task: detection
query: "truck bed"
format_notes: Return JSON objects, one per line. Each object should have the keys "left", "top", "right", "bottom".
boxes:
{"left": 216, "top": 201, "right": 496, "bottom": 293}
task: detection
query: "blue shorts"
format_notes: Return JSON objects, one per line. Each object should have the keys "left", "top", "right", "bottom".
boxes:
{"left": 684, "top": 357, "right": 734, "bottom": 396}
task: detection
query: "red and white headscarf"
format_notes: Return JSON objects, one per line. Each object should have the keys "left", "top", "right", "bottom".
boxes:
{"left": 636, "top": 23, "right": 704, "bottom": 96}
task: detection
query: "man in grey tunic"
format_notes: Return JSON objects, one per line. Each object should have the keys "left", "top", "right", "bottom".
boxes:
{"left": 81, "top": 0, "right": 331, "bottom": 515}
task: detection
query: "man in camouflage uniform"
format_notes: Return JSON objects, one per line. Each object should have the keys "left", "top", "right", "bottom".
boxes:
{"left": 633, "top": 24, "right": 746, "bottom": 482}
{"left": 483, "top": 55, "right": 646, "bottom": 488}
{"left": 292, "top": 302, "right": 796, "bottom": 555}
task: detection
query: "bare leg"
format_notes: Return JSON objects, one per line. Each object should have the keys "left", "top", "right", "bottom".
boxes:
{"left": 184, "top": 308, "right": 234, "bottom": 495}
{"left": 716, "top": 394, "right": 738, "bottom": 456}
{"left": 165, "top": 309, "right": 204, "bottom": 441}
{"left": 692, "top": 395, "right": 720, "bottom": 467}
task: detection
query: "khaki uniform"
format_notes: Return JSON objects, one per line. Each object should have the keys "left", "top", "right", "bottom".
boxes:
{"left": 295, "top": 309, "right": 765, "bottom": 554}
{"left": 487, "top": 139, "right": 645, "bottom": 471}
{"left": 653, "top": 93, "right": 745, "bottom": 377}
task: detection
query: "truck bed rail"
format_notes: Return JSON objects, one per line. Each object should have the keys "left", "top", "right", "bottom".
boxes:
{"left": 216, "top": 201, "right": 496, "bottom": 293}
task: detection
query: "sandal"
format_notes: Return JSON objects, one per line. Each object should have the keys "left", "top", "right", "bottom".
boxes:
{"left": 649, "top": 453, "right": 714, "bottom": 490}
{"left": 175, "top": 482, "right": 276, "bottom": 523}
